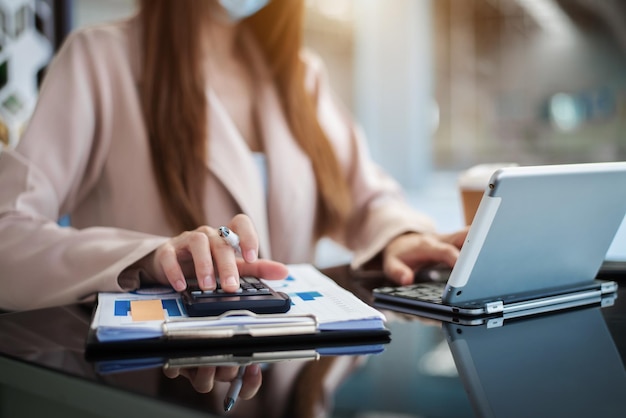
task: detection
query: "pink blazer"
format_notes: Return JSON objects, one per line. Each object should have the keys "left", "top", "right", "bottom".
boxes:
{"left": 0, "top": 18, "right": 434, "bottom": 310}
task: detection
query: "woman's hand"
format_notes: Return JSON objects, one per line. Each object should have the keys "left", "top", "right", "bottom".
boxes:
{"left": 141, "top": 214, "right": 288, "bottom": 292}
{"left": 163, "top": 364, "right": 262, "bottom": 398}
{"left": 382, "top": 228, "right": 469, "bottom": 285}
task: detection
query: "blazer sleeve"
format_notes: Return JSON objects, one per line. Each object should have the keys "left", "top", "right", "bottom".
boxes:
{"left": 0, "top": 30, "right": 167, "bottom": 311}
{"left": 301, "top": 51, "right": 437, "bottom": 270}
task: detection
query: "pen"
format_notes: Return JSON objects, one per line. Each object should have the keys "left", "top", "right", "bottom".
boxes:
{"left": 224, "top": 365, "right": 246, "bottom": 412}
{"left": 218, "top": 226, "right": 242, "bottom": 257}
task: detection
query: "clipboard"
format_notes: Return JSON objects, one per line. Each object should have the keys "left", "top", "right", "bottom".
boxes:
{"left": 85, "top": 319, "right": 391, "bottom": 360}
{"left": 86, "top": 264, "right": 390, "bottom": 358}
{"left": 91, "top": 335, "right": 391, "bottom": 375}
{"left": 85, "top": 318, "right": 391, "bottom": 376}
{"left": 85, "top": 304, "right": 391, "bottom": 361}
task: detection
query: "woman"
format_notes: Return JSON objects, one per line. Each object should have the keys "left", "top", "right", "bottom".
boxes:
{"left": 0, "top": 0, "right": 464, "bottom": 311}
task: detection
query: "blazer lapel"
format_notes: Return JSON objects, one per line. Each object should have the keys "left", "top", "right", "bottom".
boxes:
{"left": 206, "top": 30, "right": 318, "bottom": 262}
{"left": 252, "top": 66, "right": 318, "bottom": 262}
{"left": 205, "top": 88, "right": 272, "bottom": 257}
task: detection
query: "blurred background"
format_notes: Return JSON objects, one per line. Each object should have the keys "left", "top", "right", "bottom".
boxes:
{"left": 2, "top": 0, "right": 625, "bottom": 257}
{"left": 1, "top": 3, "right": 623, "bottom": 414}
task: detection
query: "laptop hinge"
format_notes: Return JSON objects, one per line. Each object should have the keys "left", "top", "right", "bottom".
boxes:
{"left": 602, "top": 294, "right": 617, "bottom": 308}
{"left": 485, "top": 301, "right": 504, "bottom": 314}
{"left": 487, "top": 318, "right": 504, "bottom": 328}
{"left": 601, "top": 282, "right": 618, "bottom": 293}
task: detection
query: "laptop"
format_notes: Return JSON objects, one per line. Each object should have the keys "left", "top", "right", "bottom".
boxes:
{"left": 443, "top": 305, "right": 626, "bottom": 417}
{"left": 375, "top": 289, "right": 618, "bottom": 326}
{"left": 374, "top": 162, "right": 626, "bottom": 316}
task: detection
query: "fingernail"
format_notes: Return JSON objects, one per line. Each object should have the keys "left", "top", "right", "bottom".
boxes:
{"left": 203, "top": 276, "right": 215, "bottom": 289}
{"left": 249, "top": 364, "right": 261, "bottom": 375}
{"left": 245, "top": 249, "right": 257, "bottom": 262}
{"left": 223, "top": 275, "right": 239, "bottom": 288}
{"left": 175, "top": 279, "right": 187, "bottom": 291}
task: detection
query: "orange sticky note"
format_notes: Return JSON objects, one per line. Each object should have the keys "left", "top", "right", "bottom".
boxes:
{"left": 130, "top": 300, "right": 165, "bottom": 322}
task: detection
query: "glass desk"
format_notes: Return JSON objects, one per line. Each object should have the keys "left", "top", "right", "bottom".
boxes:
{"left": 1, "top": 265, "right": 626, "bottom": 418}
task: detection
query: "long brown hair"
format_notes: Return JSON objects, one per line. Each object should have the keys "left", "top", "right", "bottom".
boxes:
{"left": 138, "top": 0, "right": 351, "bottom": 238}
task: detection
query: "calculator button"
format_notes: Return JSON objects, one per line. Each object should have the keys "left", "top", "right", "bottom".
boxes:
{"left": 191, "top": 290, "right": 209, "bottom": 296}
{"left": 243, "top": 287, "right": 258, "bottom": 293}
{"left": 191, "top": 276, "right": 276, "bottom": 298}
{"left": 217, "top": 288, "right": 243, "bottom": 294}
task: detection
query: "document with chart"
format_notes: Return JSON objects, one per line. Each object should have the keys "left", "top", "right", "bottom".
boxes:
{"left": 89, "top": 264, "right": 387, "bottom": 345}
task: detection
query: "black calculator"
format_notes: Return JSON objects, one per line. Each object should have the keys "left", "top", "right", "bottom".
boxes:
{"left": 181, "top": 276, "right": 292, "bottom": 317}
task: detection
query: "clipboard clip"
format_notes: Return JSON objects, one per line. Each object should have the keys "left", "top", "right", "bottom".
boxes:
{"left": 162, "top": 310, "right": 319, "bottom": 339}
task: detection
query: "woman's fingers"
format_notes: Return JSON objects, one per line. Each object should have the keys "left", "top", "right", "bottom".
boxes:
{"left": 229, "top": 214, "right": 259, "bottom": 263}
{"left": 211, "top": 230, "right": 241, "bottom": 292}
{"left": 238, "top": 364, "right": 262, "bottom": 400}
{"left": 438, "top": 227, "right": 469, "bottom": 249}
{"left": 173, "top": 366, "right": 217, "bottom": 393}
{"left": 238, "top": 259, "right": 289, "bottom": 281}
{"left": 215, "top": 365, "right": 263, "bottom": 401}
{"left": 165, "top": 364, "right": 263, "bottom": 399}
{"left": 148, "top": 214, "right": 287, "bottom": 293}
{"left": 155, "top": 243, "right": 188, "bottom": 291}
{"left": 155, "top": 229, "right": 218, "bottom": 291}
{"left": 186, "top": 228, "right": 217, "bottom": 290}
{"left": 382, "top": 232, "right": 462, "bottom": 285}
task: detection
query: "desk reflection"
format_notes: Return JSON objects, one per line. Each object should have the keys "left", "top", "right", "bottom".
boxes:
{"left": 2, "top": 269, "right": 626, "bottom": 418}
{"left": 444, "top": 306, "right": 626, "bottom": 418}
{"left": 92, "top": 347, "right": 375, "bottom": 417}
{"left": 0, "top": 303, "right": 382, "bottom": 418}
{"left": 154, "top": 354, "right": 367, "bottom": 417}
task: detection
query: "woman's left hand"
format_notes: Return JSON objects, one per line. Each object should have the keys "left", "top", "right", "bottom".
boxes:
{"left": 382, "top": 228, "right": 469, "bottom": 285}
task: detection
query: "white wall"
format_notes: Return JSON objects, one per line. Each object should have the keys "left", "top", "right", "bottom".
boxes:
{"left": 353, "top": 0, "right": 434, "bottom": 189}
{"left": 73, "top": 0, "right": 134, "bottom": 28}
